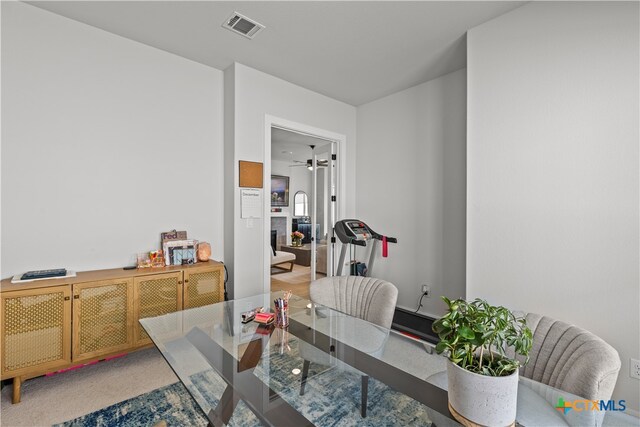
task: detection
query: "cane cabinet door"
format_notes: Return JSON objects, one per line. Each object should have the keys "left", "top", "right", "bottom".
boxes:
{"left": 1, "top": 286, "right": 72, "bottom": 378}
{"left": 72, "top": 278, "right": 133, "bottom": 361}
{"left": 183, "top": 267, "right": 224, "bottom": 309}
{"left": 133, "top": 272, "right": 182, "bottom": 346}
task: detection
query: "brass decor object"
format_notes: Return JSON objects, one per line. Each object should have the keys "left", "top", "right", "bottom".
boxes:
{"left": 0, "top": 260, "right": 224, "bottom": 404}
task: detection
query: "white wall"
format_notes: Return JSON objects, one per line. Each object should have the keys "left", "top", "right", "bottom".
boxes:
{"left": 467, "top": 1, "right": 639, "bottom": 410}
{"left": 356, "top": 69, "right": 467, "bottom": 317}
{"left": 1, "top": 2, "right": 224, "bottom": 276}
{"left": 226, "top": 63, "right": 357, "bottom": 299}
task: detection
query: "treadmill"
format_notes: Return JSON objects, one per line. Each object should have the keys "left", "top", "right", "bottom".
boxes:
{"left": 334, "top": 219, "right": 397, "bottom": 276}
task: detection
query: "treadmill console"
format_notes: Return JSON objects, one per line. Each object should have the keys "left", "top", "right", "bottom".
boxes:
{"left": 344, "top": 220, "right": 371, "bottom": 241}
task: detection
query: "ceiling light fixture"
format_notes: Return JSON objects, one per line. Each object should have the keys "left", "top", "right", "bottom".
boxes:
{"left": 222, "top": 12, "right": 265, "bottom": 39}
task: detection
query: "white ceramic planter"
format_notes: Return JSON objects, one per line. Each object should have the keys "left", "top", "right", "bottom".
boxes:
{"left": 447, "top": 360, "right": 518, "bottom": 426}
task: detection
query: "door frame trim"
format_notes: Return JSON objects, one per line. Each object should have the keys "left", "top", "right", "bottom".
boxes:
{"left": 263, "top": 115, "right": 347, "bottom": 293}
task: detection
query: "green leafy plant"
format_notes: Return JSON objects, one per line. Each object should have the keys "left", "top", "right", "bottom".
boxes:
{"left": 432, "top": 297, "right": 533, "bottom": 377}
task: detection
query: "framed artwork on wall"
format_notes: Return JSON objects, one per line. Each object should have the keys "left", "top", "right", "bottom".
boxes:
{"left": 271, "top": 175, "right": 289, "bottom": 207}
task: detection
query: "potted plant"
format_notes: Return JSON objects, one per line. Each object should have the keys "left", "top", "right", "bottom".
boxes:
{"left": 432, "top": 297, "right": 532, "bottom": 426}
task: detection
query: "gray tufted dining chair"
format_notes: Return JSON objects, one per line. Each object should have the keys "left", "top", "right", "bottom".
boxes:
{"left": 425, "top": 312, "right": 621, "bottom": 426}
{"left": 505, "top": 312, "right": 621, "bottom": 402}
{"left": 298, "top": 275, "right": 398, "bottom": 417}
{"left": 427, "top": 312, "right": 621, "bottom": 405}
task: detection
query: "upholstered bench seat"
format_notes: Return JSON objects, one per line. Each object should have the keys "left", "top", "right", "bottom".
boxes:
{"left": 271, "top": 250, "right": 296, "bottom": 272}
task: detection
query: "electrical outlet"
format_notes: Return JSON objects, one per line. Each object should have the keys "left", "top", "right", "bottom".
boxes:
{"left": 631, "top": 358, "right": 640, "bottom": 380}
{"left": 421, "top": 284, "right": 431, "bottom": 297}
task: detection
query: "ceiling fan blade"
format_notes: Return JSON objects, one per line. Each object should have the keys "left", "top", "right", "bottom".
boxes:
{"left": 287, "top": 158, "right": 329, "bottom": 168}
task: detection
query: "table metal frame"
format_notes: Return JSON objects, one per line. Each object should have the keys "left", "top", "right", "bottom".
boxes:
{"left": 183, "top": 314, "right": 454, "bottom": 426}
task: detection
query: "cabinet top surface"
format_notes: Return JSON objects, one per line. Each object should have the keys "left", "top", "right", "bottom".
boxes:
{"left": 0, "top": 260, "right": 223, "bottom": 293}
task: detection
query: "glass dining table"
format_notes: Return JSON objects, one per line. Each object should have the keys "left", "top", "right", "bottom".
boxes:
{"left": 140, "top": 292, "right": 639, "bottom": 427}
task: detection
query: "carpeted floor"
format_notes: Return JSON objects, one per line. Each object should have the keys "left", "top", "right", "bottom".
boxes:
{"left": 0, "top": 348, "right": 177, "bottom": 426}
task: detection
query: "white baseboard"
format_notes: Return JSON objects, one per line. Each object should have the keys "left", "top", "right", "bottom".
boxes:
{"left": 396, "top": 303, "right": 439, "bottom": 320}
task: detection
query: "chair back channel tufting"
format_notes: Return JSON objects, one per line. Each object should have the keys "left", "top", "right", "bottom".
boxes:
{"left": 506, "top": 312, "right": 621, "bottom": 402}
{"left": 310, "top": 276, "right": 398, "bottom": 329}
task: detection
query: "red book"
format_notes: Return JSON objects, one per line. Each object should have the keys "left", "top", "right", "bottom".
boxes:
{"left": 254, "top": 312, "right": 275, "bottom": 324}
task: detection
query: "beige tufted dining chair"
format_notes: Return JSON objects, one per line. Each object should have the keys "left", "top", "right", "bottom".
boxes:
{"left": 428, "top": 313, "right": 621, "bottom": 402}
{"left": 505, "top": 312, "right": 621, "bottom": 402}
{"left": 426, "top": 312, "right": 621, "bottom": 426}
{"left": 298, "top": 275, "right": 398, "bottom": 417}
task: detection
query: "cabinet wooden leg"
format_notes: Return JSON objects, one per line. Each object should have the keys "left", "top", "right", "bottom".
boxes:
{"left": 12, "top": 376, "right": 22, "bottom": 404}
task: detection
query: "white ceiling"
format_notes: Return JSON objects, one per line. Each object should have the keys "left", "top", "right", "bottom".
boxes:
{"left": 271, "top": 128, "right": 330, "bottom": 163}
{"left": 27, "top": 1, "right": 525, "bottom": 106}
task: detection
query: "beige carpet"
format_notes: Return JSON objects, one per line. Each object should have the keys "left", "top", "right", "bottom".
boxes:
{"left": 0, "top": 348, "right": 177, "bottom": 427}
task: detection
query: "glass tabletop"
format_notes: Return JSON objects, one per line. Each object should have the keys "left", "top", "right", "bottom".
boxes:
{"left": 140, "top": 292, "right": 640, "bottom": 427}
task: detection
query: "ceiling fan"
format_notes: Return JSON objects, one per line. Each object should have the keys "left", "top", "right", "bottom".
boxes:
{"left": 288, "top": 145, "right": 329, "bottom": 169}
{"left": 289, "top": 158, "right": 329, "bottom": 168}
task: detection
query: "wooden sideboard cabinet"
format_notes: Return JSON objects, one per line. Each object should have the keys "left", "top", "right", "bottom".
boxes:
{"left": 0, "top": 286, "right": 72, "bottom": 403}
{"left": 0, "top": 260, "right": 224, "bottom": 403}
{"left": 133, "top": 272, "right": 182, "bottom": 346}
{"left": 183, "top": 268, "right": 224, "bottom": 309}
{"left": 73, "top": 278, "right": 134, "bottom": 361}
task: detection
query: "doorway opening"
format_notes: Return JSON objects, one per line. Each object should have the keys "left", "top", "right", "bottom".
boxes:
{"left": 265, "top": 122, "right": 340, "bottom": 300}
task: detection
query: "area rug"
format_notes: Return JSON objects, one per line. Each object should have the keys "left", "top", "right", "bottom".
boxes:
{"left": 53, "top": 381, "right": 208, "bottom": 427}
{"left": 56, "top": 337, "right": 436, "bottom": 426}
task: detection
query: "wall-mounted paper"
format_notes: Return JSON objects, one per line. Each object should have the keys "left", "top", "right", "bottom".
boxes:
{"left": 241, "top": 189, "right": 263, "bottom": 219}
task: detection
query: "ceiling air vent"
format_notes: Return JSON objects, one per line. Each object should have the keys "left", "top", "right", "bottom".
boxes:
{"left": 222, "top": 12, "right": 265, "bottom": 39}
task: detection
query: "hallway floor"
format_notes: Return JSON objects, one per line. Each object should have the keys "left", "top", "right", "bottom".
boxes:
{"left": 270, "top": 265, "right": 325, "bottom": 300}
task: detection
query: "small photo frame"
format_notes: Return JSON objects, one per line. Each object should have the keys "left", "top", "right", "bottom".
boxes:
{"left": 172, "top": 247, "right": 196, "bottom": 265}
{"left": 163, "top": 239, "right": 198, "bottom": 266}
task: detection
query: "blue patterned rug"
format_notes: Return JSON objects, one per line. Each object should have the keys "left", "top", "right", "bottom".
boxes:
{"left": 53, "top": 381, "right": 208, "bottom": 427}
{"left": 56, "top": 338, "right": 435, "bottom": 426}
